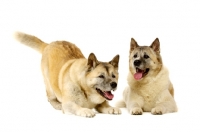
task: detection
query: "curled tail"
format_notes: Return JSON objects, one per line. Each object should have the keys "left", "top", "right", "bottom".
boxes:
{"left": 14, "top": 32, "right": 48, "bottom": 53}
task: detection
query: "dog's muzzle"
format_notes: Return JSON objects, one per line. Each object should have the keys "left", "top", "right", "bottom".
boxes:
{"left": 95, "top": 82, "right": 117, "bottom": 100}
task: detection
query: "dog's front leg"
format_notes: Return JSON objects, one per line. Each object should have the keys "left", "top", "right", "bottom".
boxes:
{"left": 151, "top": 100, "right": 177, "bottom": 115}
{"left": 123, "top": 88, "right": 144, "bottom": 115}
{"left": 126, "top": 101, "right": 144, "bottom": 115}
{"left": 62, "top": 101, "right": 96, "bottom": 118}
{"left": 126, "top": 93, "right": 144, "bottom": 115}
{"left": 151, "top": 90, "right": 178, "bottom": 115}
{"left": 61, "top": 83, "right": 96, "bottom": 117}
{"left": 95, "top": 101, "right": 121, "bottom": 115}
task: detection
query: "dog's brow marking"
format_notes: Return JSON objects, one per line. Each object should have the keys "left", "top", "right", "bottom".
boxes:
{"left": 139, "top": 47, "right": 143, "bottom": 51}
{"left": 103, "top": 64, "right": 109, "bottom": 74}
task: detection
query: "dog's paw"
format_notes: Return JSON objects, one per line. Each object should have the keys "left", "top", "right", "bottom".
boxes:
{"left": 151, "top": 106, "right": 166, "bottom": 115}
{"left": 76, "top": 108, "right": 96, "bottom": 118}
{"left": 129, "top": 107, "right": 143, "bottom": 115}
{"left": 103, "top": 107, "right": 121, "bottom": 114}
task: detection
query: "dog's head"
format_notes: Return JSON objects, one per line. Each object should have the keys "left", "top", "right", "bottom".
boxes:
{"left": 86, "top": 53, "right": 119, "bottom": 100}
{"left": 129, "top": 38, "right": 162, "bottom": 81}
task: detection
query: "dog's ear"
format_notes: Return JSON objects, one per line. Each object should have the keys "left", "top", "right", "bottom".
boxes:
{"left": 150, "top": 38, "right": 160, "bottom": 53}
{"left": 87, "top": 53, "right": 99, "bottom": 70}
{"left": 130, "top": 38, "right": 139, "bottom": 53}
{"left": 109, "top": 54, "right": 120, "bottom": 68}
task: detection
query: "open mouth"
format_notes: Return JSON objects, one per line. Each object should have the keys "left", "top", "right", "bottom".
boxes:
{"left": 134, "top": 68, "right": 150, "bottom": 80}
{"left": 96, "top": 88, "right": 114, "bottom": 100}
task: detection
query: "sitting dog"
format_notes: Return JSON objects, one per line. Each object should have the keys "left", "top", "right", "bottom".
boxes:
{"left": 116, "top": 38, "right": 177, "bottom": 115}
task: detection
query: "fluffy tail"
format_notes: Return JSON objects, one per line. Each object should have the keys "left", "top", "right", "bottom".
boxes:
{"left": 14, "top": 32, "right": 48, "bottom": 53}
{"left": 115, "top": 99, "right": 126, "bottom": 108}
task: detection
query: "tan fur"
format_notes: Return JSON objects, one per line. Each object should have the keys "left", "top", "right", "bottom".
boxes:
{"left": 116, "top": 38, "right": 177, "bottom": 115}
{"left": 14, "top": 32, "right": 121, "bottom": 117}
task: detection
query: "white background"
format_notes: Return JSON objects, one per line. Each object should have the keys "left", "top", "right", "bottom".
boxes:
{"left": 0, "top": 0, "right": 200, "bottom": 131}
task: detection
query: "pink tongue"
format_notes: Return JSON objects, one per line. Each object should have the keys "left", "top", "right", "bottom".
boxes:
{"left": 104, "top": 91, "right": 114, "bottom": 100}
{"left": 134, "top": 72, "right": 143, "bottom": 80}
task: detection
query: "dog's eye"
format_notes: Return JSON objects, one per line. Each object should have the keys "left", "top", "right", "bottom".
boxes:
{"left": 144, "top": 55, "right": 149, "bottom": 59}
{"left": 99, "top": 75, "right": 104, "bottom": 78}
{"left": 112, "top": 74, "right": 116, "bottom": 78}
{"left": 133, "top": 54, "right": 137, "bottom": 58}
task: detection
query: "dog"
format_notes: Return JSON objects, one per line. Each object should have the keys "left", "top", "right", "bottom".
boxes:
{"left": 116, "top": 38, "right": 177, "bottom": 115}
{"left": 14, "top": 32, "right": 121, "bottom": 117}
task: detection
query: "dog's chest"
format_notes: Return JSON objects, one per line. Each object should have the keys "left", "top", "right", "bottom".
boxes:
{"left": 139, "top": 87, "right": 157, "bottom": 102}
{"left": 136, "top": 83, "right": 161, "bottom": 110}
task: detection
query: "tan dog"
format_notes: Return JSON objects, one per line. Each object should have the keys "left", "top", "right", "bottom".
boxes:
{"left": 116, "top": 38, "right": 177, "bottom": 115}
{"left": 14, "top": 32, "right": 121, "bottom": 117}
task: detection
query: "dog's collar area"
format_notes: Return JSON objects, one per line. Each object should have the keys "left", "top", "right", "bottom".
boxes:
{"left": 134, "top": 68, "right": 149, "bottom": 80}
{"left": 96, "top": 88, "right": 114, "bottom": 100}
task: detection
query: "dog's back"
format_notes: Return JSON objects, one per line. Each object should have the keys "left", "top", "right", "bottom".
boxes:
{"left": 14, "top": 32, "right": 85, "bottom": 59}
{"left": 14, "top": 32, "right": 85, "bottom": 105}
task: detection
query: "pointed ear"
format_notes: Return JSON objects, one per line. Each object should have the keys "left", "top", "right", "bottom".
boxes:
{"left": 109, "top": 54, "right": 120, "bottom": 68}
{"left": 130, "top": 38, "right": 139, "bottom": 53}
{"left": 87, "top": 53, "right": 99, "bottom": 69}
{"left": 150, "top": 38, "right": 160, "bottom": 53}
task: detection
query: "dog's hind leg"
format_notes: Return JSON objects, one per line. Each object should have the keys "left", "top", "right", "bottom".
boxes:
{"left": 44, "top": 77, "right": 62, "bottom": 110}
{"left": 42, "top": 68, "right": 62, "bottom": 110}
{"left": 48, "top": 97, "right": 62, "bottom": 110}
{"left": 47, "top": 91, "right": 61, "bottom": 110}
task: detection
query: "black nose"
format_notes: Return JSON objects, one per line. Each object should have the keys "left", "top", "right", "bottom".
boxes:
{"left": 134, "top": 60, "right": 141, "bottom": 66}
{"left": 110, "top": 82, "right": 117, "bottom": 88}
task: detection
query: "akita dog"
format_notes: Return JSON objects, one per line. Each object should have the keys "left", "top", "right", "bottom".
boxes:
{"left": 14, "top": 32, "right": 121, "bottom": 117}
{"left": 116, "top": 38, "right": 177, "bottom": 115}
